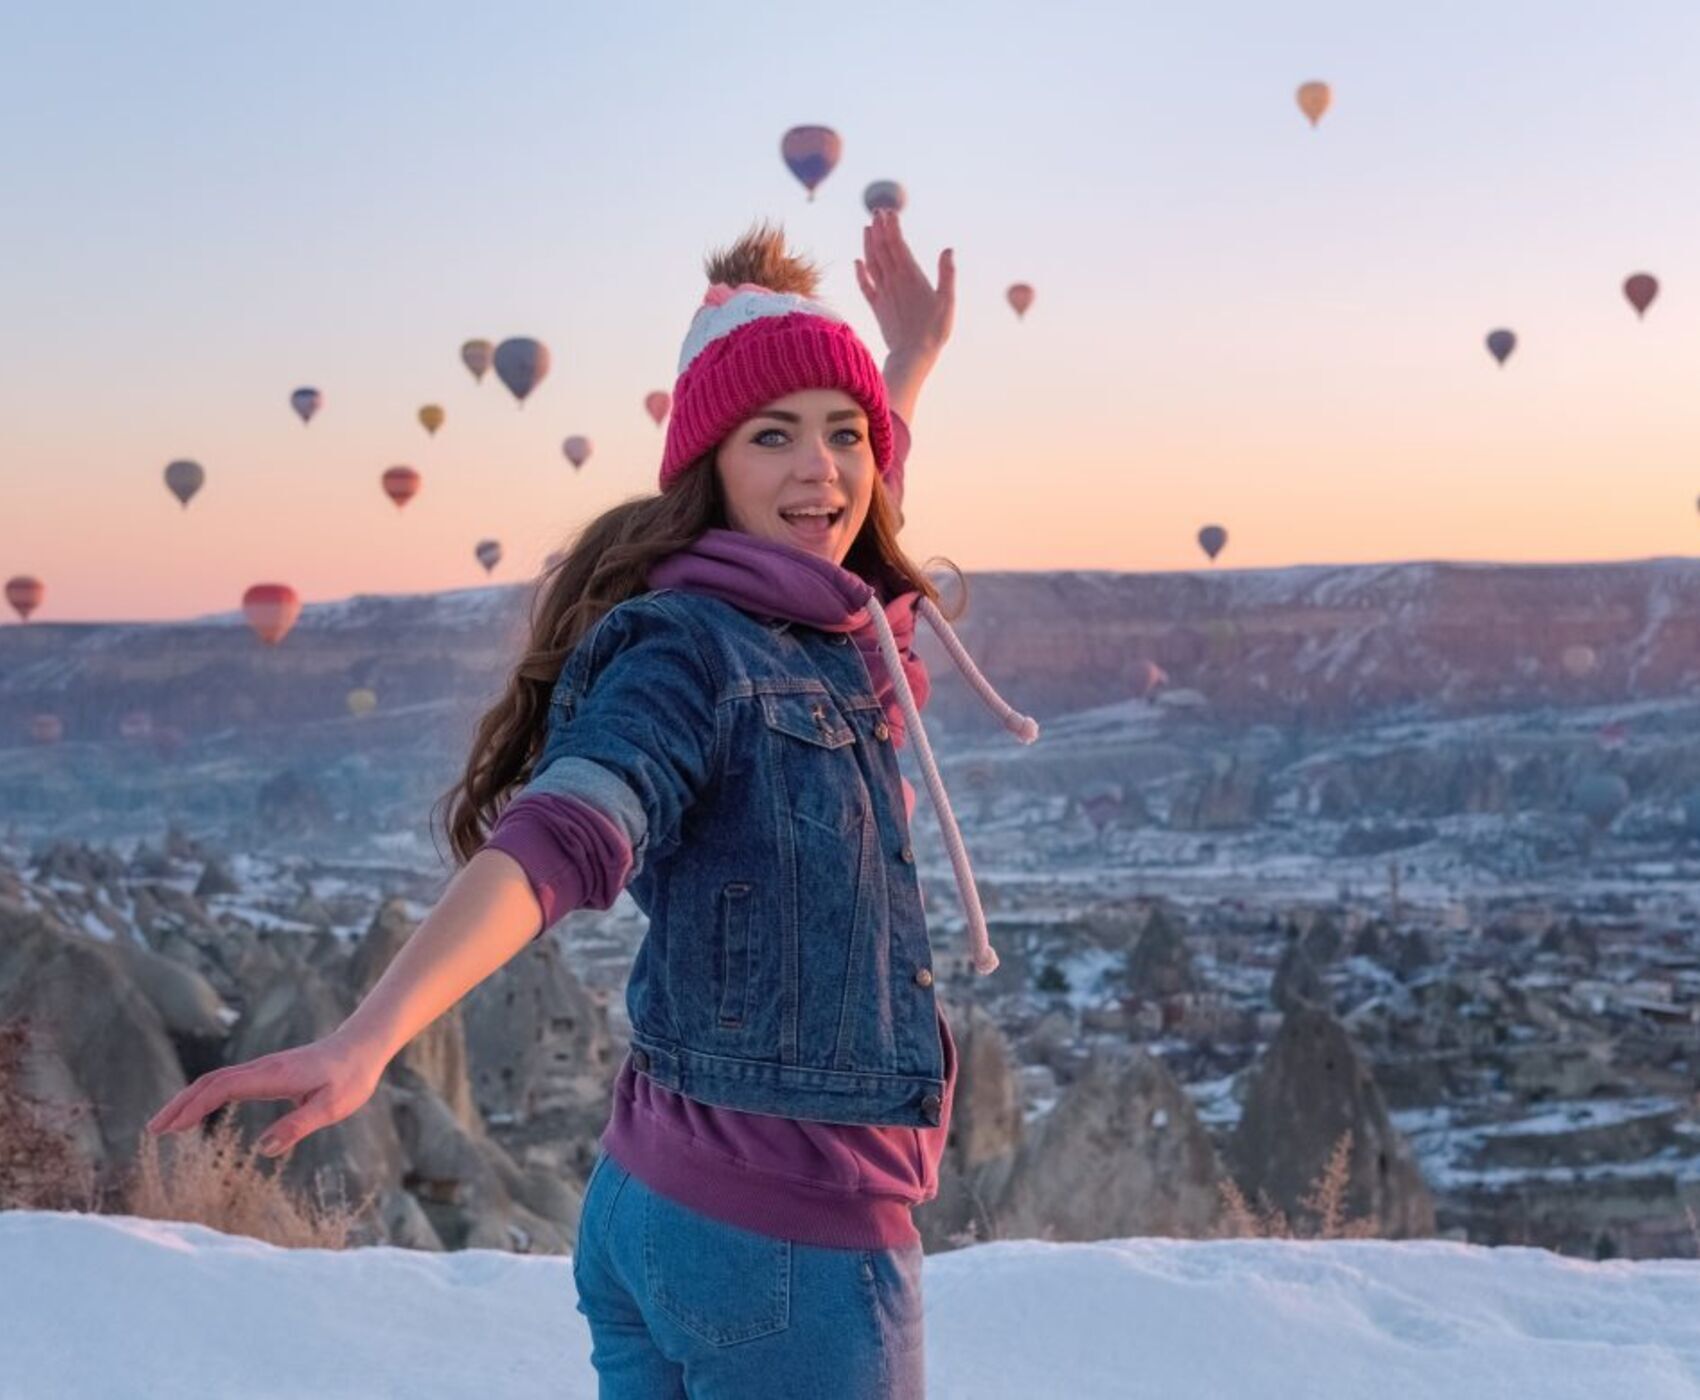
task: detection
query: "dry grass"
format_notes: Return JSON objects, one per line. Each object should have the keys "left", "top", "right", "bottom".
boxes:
{"left": 0, "top": 1017, "right": 100, "bottom": 1213}
{"left": 3, "top": 1009, "right": 377, "bottom": 1250}
{"left": 1217, "top": 1129, "right": 1382, "bottom": 1240}
{"left": 119, "top": 1110, "right": 379, "bottom": 1250}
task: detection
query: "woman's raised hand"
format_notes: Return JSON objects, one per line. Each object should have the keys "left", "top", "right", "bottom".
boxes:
{"left": 854, "top": 208, "right": 955, "bottom": 370}
{"left": 145, "top": 1028, "right": 387, "bottom": 1157}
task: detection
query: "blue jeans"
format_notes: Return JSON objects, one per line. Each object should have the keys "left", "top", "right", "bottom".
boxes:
{"left": 572, "top": 1150, "right": 927, "bottom": 1398}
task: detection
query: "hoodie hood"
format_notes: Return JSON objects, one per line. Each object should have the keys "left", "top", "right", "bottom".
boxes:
{"left": 647, "top": 527, "right": 1037, "bottom": 976}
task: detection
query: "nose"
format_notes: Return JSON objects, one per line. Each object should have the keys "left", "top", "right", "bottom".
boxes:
{"left": 796, "top": 432, "right": 839, "bottom": 479}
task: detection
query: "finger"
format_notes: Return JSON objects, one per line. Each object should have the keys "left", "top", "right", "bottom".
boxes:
{"left": 937, "top": 247, "right": 956, "bottom": 303}
{"left": 152, "top": 1060, "right": 288, "bottom": 1132}
{"left": 854, "top": 257, "right": 878, "bottom": 304}
{"left": 256, "top": 1090, "right": 335, "bottom": 1157}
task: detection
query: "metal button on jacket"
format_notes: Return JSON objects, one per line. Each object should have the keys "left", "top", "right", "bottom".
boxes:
{"left": 899, "top": 844, "right": 914, "bottom": 863}
{"left": 919, "top": 1093, "right": 942, "bottom": 1125}
{"left": 631, "top": 1049, "right": 650, "bottom": 1072}
{"left": 873, "top": 721, "right": 890, "bottom": 741}
{"left": 913, "top": 967, "right": 933, "bottom": 988}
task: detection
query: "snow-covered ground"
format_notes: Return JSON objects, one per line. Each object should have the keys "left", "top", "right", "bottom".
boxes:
{"left": 7, "top": 1211, "right": 1700, "bottom": 1399}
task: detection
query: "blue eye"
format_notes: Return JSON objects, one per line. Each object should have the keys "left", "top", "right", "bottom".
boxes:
{"left": 752, "top": 428, "right": 788, "bottom": 446}
{"left": 832, "top": 428, "right": 864, "bottom": 446}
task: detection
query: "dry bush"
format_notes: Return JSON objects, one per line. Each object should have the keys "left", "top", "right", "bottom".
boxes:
{"left": 0, "top": 1016, "right": 101, "bottom": 1213}
{"left": 1216, "top": 1130, "right": 1380, "bottom": 1240}
{"left": 120, "top": 1109, "right": 378, "bottom": 1250}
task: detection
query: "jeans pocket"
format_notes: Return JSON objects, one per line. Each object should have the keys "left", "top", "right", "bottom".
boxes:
{"left": 642, "top": 1187, "right": 791, "bottom": 1347}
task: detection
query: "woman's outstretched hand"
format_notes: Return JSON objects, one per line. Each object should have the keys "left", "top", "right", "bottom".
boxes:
{"left": 855, "top": 208, "right": 955, "bottom": 375}
{"left": 145, "top": 1028, "right": 387, "bottom": 1157}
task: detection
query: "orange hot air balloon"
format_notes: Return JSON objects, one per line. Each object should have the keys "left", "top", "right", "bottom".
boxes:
{"left": 28, "top": 713, "right": 63, "bottom": 745}
{"left": 242, "top": 583, "right": 301, "bottom": 646}
{"left": 1006, "top": 283, "right": 1035, "bottom": 319}
{"left": 6, "top": 575, "right": 44, "bottom": 622}
{"left": 1623, "top": 273, "right": 1659, "bottom": 318}
{"left": 382, "top": 466, "right": 422, "bottom": 509}
{"left": 1561, "top": 643, "right": 1598, "bottom": 678}
{"left": 645, "top": 391, "right": 671, "bottom": 426}
{"left": 562, "top": 435, "right": 592, "bottom": 469}
{"left": 418, "top": 404, "right": 445, "bottom": 436}
{"left": 1296, "top": 81, "right": 1332, "bottom": 127}
{"left": 346, "top": 687, "right": 378, "bottom": 718}
{"left": 475, "top": 539, "right": 503, "bottom": 574}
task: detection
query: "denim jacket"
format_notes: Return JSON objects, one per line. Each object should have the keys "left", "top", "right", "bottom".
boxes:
{"left": 523, "top": 584, "right": 963, "bottom": 1126}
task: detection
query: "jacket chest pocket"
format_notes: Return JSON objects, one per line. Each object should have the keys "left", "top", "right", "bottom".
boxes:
{"left": 760, "top": 690, "right": 865, "bottom": 835}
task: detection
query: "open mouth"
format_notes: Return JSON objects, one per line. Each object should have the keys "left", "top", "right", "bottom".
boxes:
{"left": 779, "top": 508, "right": 843, "bottom": 539}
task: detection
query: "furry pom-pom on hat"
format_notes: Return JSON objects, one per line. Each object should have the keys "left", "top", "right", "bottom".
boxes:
{"left": 659, "top": 223, "right": 893, "bottom": 490}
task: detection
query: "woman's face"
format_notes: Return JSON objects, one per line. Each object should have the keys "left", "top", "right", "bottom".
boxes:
{"left": 714, "top": 388, "right": 875, "bottom": 567}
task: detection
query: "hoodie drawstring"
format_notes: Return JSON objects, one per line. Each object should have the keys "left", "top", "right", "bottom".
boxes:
{"left": 864, "top": 596, "right": 1039, "bottom": 977}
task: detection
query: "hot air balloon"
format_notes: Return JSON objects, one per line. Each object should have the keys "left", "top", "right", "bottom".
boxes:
{"left": 346, "top": 687, "right": 378, "bottom": 718}
{"left": 493, "top": 337, "right": 550, "bottom": 405}
{"left": 1574, "top": 772, "right": 1630, "bottom": 833}
{"left": 242, "top": 583, "right": 300, "bottom": 646}
{"left": 1006, "top": 283, "right": 1035, "bottom": 319}
{"left": 780, "top": 125, "right": 842, "bottom": 200}
{"left": 6, "top": 575, "right": 43, "bottom": 622}
{"left": 1296, "top": 81, "right": 1332, "bottom": 127}
{"left": 28, "top": 713, "right": 63, "bottom": 746}
{"left": 118, "top": 710, "right": 154, "bottom": 740}
{"left": 562, "top": 435, "right": 593, "bottom": 470}
{"left": 644, "top": 391, "right": 671, "bottom": 426}
{"left": 1560, "top": 643, "right": 1597, "bottom": 678}
{"left": 1131, "top": 658, "right": 1169, "bottom": 699}
{"left": 418, "top": 404, "right": 445, "bottom": 436}
{"left": 164, "top": 459, "right": 205, "bottom": 508}
{"left": 863, "top": 180, "right": 906, "bottom": 214}
{"left": 475, "top": 539, "right": 503, "bottom": 574}
{"left": 290, "top": 387, "right": 322, "bottom": 424}
{"left": 1486, "top": 329, "right": 1516, "bottom": 366}
{"left": 382, "top": 466, "right": 421, "bottom": 509}
{"left": 1197, "top": 525, "right": 1228, "bottom": 561}
{"left": 461, "top": 339, "right": 493, "bottom": 383}
{"left": 1623, "top": 273, "right": 1659, "bottom": 319}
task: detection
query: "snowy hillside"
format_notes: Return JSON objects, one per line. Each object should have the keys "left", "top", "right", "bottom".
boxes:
{"left": 6, "top": 1211, "right": 1700, "bottom": 1399}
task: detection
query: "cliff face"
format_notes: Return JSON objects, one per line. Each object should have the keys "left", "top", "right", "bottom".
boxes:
{"left": 914, "top": 559, "right": 1700, "bottom": 730}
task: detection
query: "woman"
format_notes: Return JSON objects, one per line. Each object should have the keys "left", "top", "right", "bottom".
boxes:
{"left": 147, "top": 211, "right": 1037, "bottom": 1398}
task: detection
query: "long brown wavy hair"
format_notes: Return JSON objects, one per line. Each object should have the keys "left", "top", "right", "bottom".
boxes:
{"left": 434, "top": 222, "right": 969, "bottom": 868}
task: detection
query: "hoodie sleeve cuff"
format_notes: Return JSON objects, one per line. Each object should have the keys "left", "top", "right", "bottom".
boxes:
{"left": 484, "top": 792, "right": 635, "bottom": 934}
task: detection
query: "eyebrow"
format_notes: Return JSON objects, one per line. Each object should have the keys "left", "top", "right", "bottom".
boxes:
{"left": 750, "top": 409, "right": 867, "bottom": 424}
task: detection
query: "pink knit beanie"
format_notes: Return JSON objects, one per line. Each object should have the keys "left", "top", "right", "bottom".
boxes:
{"left": 658, "top": 281, "right": 894, "bottom": 491}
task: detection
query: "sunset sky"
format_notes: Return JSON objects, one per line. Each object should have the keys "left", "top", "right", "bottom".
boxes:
{"left": 4, "top": 1, "right": 1698, "bottom": 622}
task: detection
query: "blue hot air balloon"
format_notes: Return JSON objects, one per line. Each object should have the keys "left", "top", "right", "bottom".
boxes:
{"left": 290, "top": 387, "right": 322, "bottom": 424}
{"left": 1197, "top": 524, "right": 1228, "bottom": 562}
{"left": 492, "top": 338, "right": 551, "bottom": 406}
{"left": 863, "top": 180, "right": 906, "bottom": 214}
{"left": 781, "top": 125, "right": 842, "bottom": 201}
{"left": 1485, "top": 329, "right": 1516, "bottom": 367}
